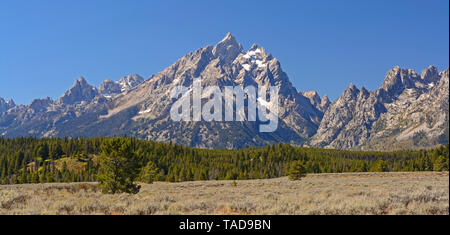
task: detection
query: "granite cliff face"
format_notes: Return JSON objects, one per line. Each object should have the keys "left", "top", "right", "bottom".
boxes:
{"left": 0, "top": 34, "right": 448, "bottom": 150}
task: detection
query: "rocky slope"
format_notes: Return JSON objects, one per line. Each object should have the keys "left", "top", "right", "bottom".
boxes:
{"left": 0, "top": 34, "right": 448, "bottom": 150}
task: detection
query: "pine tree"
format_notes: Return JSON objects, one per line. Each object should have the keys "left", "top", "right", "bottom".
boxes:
{"left": 96, "top": 137, "right": 141, "bottom": 194}
{"left": 199, "top": 169, "right": 208, "bottom": 180}
{"left": 288, "top": 161, "right": 307, "bottom": 181}
{"left": 139, "top": 161, "right": 159, "bottom": 184}
{"left": 37, "top": 143, "right": 49, "bottom": 161}
{"left": 434, "top": 155, "right": 448, "bottom": 171}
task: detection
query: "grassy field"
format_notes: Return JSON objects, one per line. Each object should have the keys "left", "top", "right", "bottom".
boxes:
{"left": 0, "top": 172, "right": 448, "bottom": 215}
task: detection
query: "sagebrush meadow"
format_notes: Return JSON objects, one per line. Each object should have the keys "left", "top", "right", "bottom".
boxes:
{"left": 1, "top": 172, "right": 447, "bottom": 215}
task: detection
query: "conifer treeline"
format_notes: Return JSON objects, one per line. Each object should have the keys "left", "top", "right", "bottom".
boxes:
{"left": 0, "top": 137, "right": 448, "bottom": 184}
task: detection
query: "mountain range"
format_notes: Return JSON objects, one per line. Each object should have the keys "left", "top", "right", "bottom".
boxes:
{"left": 1, "top": 33, "right": 448, "bottom": 150}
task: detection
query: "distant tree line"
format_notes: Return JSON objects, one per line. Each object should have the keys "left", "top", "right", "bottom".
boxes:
{"left": 0, "top": 137, "right": 448, "bottom": 185}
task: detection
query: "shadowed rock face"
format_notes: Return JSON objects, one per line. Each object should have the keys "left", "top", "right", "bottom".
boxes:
{"left": 0, "top": 34, "right": 448, "bottom": 150}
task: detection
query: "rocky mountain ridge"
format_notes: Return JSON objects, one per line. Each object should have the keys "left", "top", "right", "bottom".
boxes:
{"left": 310, "top": 66, "right": 449, "bottom": 150}
{"left": 0, "top": 33, "right": 448, "bottom": 150}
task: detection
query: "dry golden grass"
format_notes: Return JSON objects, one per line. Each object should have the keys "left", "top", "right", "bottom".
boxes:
{"left": 0, "top": 172, "right": 448, "bottom": 215}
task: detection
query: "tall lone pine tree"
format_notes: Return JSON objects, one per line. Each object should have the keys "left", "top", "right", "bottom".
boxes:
{"left": 96, "top": 137, "right": 141, "bottom": 194}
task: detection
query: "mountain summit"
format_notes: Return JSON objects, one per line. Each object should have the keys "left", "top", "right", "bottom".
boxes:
{"left": 213, "top": 33, "right": 244, "bottom": 65}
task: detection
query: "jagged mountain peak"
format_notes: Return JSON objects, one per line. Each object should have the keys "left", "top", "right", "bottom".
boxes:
{"left": 360, "top": 86, "right": 370, "bottom": 94}
{"left": 119, "top": 74, "right": 145, "bottom": 90}
{"left": 98, "top": 74, "right": 145, "bottom": 97}
{"left": 346, "top": 83, "right": 359, "bottom": 92}
{"left": 359, "top": 86, "right": 371, "bottom": 99}
{"left": 336, "top": 83, "right": 360, "bottom": 103}
{"left": 301, "top": 91, "right": 321, "bottom": 104}
{"left": 74, "top": 76, "right": 88, "bottom": 85}
{"left": 300, "top": 91, "right": 331, "bottom": 112}
{"left": 29, "top": 97, "right": 53, "bottom": 112}
{"left": 0, "top": 97, "right": 16, "bottom": 113}
{"left": 99, "top": 78, "right": 121, "bottom": 96}
{"left": 378, "top": 65, "right": 446, "bottom": 101}
{"left": 387, "top": 65, "right": 418, "bottom": 75}
{"left": 57, "top": 77, "right": 99, "bottom": 105}
{"left": 380, "top": 66, "right": 420, "bottom": 95}
{"left": 213, "top": 33, "right": 244, "bottom": 64}
{"left": 421, "top": 65, "right": 440, "bottom": 83}
{"left": 249, "top": 44, "right": 264, "bottom": 51}
{"left": 320, "top": 95, "right": 331, "bottom": 111}
{"left": 6, "top": 99, "right": 15, "bottom": 107}
{"left": 219, "top": 32, "right": 235, "bottom": 42}
{"left": 66, "top": 77, "right": 95, "bottom": 92}
{"left": 119, "top": 74, "right": 144, "bottom": 83}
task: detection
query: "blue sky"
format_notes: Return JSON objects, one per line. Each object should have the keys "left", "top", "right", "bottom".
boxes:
{"left": 1, "top": 0, "right": 448, "bottom": 105}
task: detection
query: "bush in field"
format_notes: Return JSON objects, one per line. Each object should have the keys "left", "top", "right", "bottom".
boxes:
{"left": 97, "top": 137, "right": 141, "bottom": 194}
{"left": 288, "top": 161, "right": 307, "bottom": 181}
